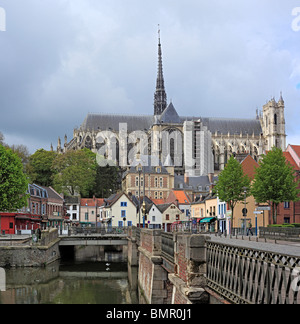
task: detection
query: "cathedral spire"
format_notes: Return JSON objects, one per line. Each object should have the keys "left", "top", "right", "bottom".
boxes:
{"left": 154, "top": 25, "right": 167, "bottom": 116}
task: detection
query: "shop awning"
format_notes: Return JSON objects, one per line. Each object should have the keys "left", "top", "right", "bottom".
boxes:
{"left": 199, "top": 217, "right": 216, "bottom": 223}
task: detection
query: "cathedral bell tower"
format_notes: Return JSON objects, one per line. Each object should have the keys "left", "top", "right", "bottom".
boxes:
{"left": 154, "top": 26, "right": 167, "bottom": 116}
{"left": 262, "top": 93, "right": 286, "bottom": 151}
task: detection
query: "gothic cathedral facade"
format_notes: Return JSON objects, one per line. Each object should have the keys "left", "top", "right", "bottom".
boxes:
{"left": 56, "top": 36, "right": 286, "bottom": 176}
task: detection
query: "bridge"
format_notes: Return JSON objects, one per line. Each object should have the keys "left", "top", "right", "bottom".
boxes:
{"left": 127, "top": 227, "right": 300, "bottom": 304}
{"left": 59, "top": 227, "right": 128, "bottom": 247}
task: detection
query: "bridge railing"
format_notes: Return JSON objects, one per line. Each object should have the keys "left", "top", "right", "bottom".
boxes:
{"left": 206, "top": 237, "right": 300, "bottom": 304}
{"left": 69, "top": 226, "right": 128, "bottom": 236}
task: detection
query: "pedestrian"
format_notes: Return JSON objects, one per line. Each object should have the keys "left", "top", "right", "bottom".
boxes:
{"left": 247, "top": 221, "right": 253, "bottom": 236}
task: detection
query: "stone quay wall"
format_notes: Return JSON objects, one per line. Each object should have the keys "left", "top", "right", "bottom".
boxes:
{"left": 0, "top": 228, "right": 60, "bottom": 268}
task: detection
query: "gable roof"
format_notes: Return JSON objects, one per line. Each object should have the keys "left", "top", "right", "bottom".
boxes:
{"left": 289, "top": 145, "right": 300, "bottom": 159}
{"left": 81, "top": 198, "right": 105, "bottom": 207}
{"left": 240, "top": 155, "right": 259, "bottom": 180}
{"left": 283, "top": 151, "right": 300, "bottom": 171}
{"left": 103, "top": 192, "right": 135, "bottom": 208}
{"left": 166, "top": 190, "right": 191, "bottom": 205}
{"left": 41, "top": 186, "right": 64, "bottom": 201}
{"left": 159, "top": 102, "right": 181, "bottom": 124}
{"left": 156, "top": 202, "right": 181, "bottom": 213}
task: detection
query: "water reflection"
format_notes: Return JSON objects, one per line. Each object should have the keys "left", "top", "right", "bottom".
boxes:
{"left": 0, "top": 250, "right": 138, "bottom": 304}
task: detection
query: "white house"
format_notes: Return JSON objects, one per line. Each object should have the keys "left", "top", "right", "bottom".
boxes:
{"left": 65, "top": 196, "right": 80, "bottom": 224}
{"left": 100, "top": 192, "right": 137, "bottom": 227}
{"left": 137, "top": 202, "right": 163, "bottom": 229}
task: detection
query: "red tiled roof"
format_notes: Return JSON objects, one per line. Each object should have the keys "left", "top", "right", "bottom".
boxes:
{"left": 151, "top": 198, "right": 166, "bottom": 205}
{"left": 283, "top": 152, "right": 300, "bottom": 171}
{"left": 290, "top": 145, "right": 300, "bottom": 159}
{"left": 170, "top": 190, "right": 191, "bottom": 204}
{"left": 81, "top": 198, "right": 105, "bottom": 207}
{"left": 241, "top": 155, "right": 259, "bottom": 180}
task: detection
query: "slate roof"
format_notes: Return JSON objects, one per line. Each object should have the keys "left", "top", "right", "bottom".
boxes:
{"left": 159, "top": 102, "right": 182, "bottom": 124}
{"left": 80, "top": 110, "right": 262, "bottom": 136}
{"left": 201, "top": 117, "right": 262, "bottom": 136}
{"left": 81, "top": 113, "right": 154, "bottom": 132}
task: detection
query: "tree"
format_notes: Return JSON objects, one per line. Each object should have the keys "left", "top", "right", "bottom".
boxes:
{"left": 251, "top": 147, "right": 300, "bottom": 224}
{"left": 52, "top": 149, "right": 97, "bottom": 197}
{"left": 0, "top": 145, "right": 28, "bottom": 221}
{"left": 27, "top": 149, "right": 57, "bottom": 186}
{"left": 92, "top": 164, "right": 120, "bottom": 198}
{"left": 213, "top": 156, "right": 251, "bottom": 233}
{"left": 10, "top": 144, "right": 30, "bottom": 171}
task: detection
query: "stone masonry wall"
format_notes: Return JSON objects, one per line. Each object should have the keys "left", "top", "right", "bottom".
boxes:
{"left": 0, "top": 229, "right": 60, "bottom": 267}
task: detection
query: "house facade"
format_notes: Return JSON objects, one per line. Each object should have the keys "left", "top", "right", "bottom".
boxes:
{"left": 122, "top": 158, "right": 175, "bottom": 200}
{"left": 100, "top": 193, "right": 137, "bottom": 227}
{"left": 80, "top": 197, "right": 104, "bottom": 226}
{"left": 156, "top": 203, "right": 184, "bottom": 232}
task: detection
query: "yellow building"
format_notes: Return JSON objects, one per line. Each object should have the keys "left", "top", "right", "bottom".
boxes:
{"left": 191, "top": 194, "right": 218, "bottom": 232}
{"left": 232, "top": 155, "right": 270, "bottom": 235}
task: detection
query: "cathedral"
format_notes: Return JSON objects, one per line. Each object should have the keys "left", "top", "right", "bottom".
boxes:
{"left": 56, "top": 34, "right": 287, "bottom": 176}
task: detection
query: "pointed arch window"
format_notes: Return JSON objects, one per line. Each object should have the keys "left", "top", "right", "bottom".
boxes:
{"left": 274, "top": 114, "right": 278, "bottom": 125}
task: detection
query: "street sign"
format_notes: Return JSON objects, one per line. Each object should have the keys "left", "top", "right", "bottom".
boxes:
{"left": 256, "top": 206, "right": 271, "bottom": 211}
{"left": 254, "top": 211, "right": 263, "bottom": 214}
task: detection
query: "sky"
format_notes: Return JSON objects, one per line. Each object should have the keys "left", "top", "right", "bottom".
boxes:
{"left": 0, "top": 0, "right": 300, "bottom": 154}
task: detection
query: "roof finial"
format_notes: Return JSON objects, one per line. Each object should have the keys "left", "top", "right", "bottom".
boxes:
{"left": 158, "top": 24, "right": 161, "bottom": 43}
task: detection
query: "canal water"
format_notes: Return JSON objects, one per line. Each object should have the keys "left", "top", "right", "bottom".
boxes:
{"left": 0, "top": 247, "right": 139, "bottom": 304}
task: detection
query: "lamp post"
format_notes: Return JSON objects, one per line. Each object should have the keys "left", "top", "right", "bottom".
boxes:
{"left": 242, "top": 187, "right": 248, "bottom": 236}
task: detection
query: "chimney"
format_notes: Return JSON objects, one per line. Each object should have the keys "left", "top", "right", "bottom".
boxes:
{"left": 208, "top": 173, "right": 214, "bottom": 184}
{"left": 184, "top": 172, "right": 189, "bottom": 186}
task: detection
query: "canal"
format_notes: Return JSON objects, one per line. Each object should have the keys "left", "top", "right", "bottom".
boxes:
{"left": 0, "top": 247, "right": 139, "bottom": 304}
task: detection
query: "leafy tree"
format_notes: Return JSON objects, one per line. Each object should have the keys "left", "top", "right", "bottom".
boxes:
{"left": 52, "top": 149, "right": 97, "bottom": 197}
{"left": 251, "top": 147, "right": 300, "bottom": 224}
{"left": 0, "top": 145, "right": 28, "bottom": 215}
{"left": 0, "top": 132, "right": 4, "bottom": 145}
{"left": 92, "top": 164, "right": 120, "bottom": 198}
{"left": 213, "top": 155, "right": 251, "bottom": 233}
{"left": 10, "top": 144, "right": 30, "bottom": 171}
{"left": 27, "top": 149, "right": 57, "bottom": 186}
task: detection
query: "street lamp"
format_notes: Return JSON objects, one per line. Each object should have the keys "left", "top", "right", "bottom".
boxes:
{"left": 242, "top": 187, "right": 248, "bottom": 236}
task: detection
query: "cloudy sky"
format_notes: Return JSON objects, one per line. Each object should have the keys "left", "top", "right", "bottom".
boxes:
{"left": 0, "top": 0, "right": 300, "bottom": 153}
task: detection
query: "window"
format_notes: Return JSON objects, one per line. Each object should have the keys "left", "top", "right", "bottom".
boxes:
{"left": 166, "top": 214, "right": 169, "bottom": 220}
{"left": 73, "top": 205, "right": 77, "bottom": 210}
{"left": 135, "top": 177, "right": 139, "bottom": 187}
{"left": 127, "top": 221, "right": 132, "bottom": 227}
{"left": 121, "top": 210, "right": 126, "bottom": 218}
{"left": 159, "top": 192, "right": 163, "bottom": 199}
{"left": 85, "top": 213, "right": 89, "bottom": 221}
{"left": 284, "top": 201, "right": 290, "bottom": 209}
{"left": 176, "top": 215, "right": 180, "bottom": 220}
{"left": 121, "top": 202, "right": 127, "bottom": 207}
{"left": 152, "top": 216, "right": 156, "bottom": 222}
{"left": 160, "top": 177, "right": 163, "bottom": 188}
{"left": 9, "top": 222, "right": 13, "bottom": 229}
{"left": 155, "top": 177, "right": 158, "bottom": 188}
